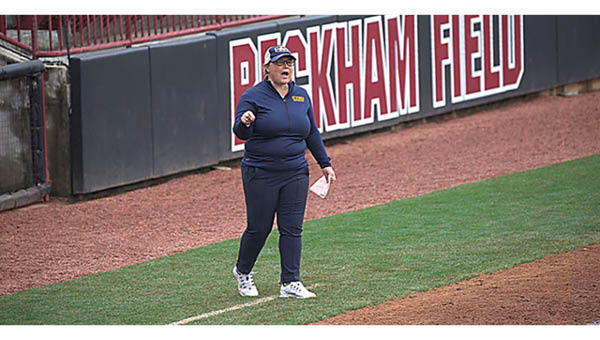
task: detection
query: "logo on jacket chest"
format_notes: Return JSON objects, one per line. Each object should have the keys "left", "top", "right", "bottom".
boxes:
{"left": 291, "top": 96, "right": 305, "bottom": 102}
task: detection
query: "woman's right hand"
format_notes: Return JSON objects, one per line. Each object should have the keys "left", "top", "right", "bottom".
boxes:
{"left": 241, "top": 111, "right": 256, "bottom": 127}
{"left": 322, "top": 166, "right": 336, "bottom": 183}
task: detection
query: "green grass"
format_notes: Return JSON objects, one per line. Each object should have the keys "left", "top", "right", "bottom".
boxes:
{"left": 1, "top": 155, "right": 599, "bottom": 325}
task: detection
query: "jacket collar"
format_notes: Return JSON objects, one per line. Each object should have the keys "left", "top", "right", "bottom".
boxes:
{"left": 263, "top": 77, "right": 294, "bottom": 98}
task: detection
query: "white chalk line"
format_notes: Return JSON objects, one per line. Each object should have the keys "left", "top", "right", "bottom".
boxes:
{"left": 169, "top": 284, "right": 320, "bottom": 325}
{"left": 169, "top": 295, "right": 278, "bottom": 325}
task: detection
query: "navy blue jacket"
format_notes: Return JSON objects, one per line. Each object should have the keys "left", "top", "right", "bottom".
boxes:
{"left": 233, "top": 79, "right": 331, "bottom": 171}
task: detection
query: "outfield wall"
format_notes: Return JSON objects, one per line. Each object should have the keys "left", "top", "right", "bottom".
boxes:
{"left": 69, "top": 15, "right": 600, "bottom": 194}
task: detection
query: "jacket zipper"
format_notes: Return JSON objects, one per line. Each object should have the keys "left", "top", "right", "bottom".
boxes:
{"left": 284, "top": 97, "right": 290, "bottom": 131}
{"left": 284, "top": 83, "right": 293, "bottom": 131}
{"left": 267, "top": 79, "right": 292, "bottom": 132}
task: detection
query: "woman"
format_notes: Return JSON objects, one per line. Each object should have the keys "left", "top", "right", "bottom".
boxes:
{"left": 232, "top": 45, "right": 336, "bottom": 299}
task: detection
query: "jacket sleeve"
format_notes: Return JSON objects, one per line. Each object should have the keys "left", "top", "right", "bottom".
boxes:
{"left": 305, "top": 98, "right": 332, "bottom": 168}
{"left": 232, "top": 92, "right": 256, "bottom": 140}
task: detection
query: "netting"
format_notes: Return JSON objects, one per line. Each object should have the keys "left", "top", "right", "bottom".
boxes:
{"left": 0, "top": 76, "right": 33, "bottom": 194}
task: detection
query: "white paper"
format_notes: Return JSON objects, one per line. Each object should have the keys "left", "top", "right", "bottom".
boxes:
{"left": 309, "top": 176, "right": 330, "bottom": 199}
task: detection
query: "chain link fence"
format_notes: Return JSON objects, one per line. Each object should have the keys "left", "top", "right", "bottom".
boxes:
{"left": 0, "top": 60, "right": 50, "bottom": 211}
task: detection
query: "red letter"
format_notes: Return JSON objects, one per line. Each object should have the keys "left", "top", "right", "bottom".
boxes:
{"left": 451, "top": 15, "right": 463, "bottom": 101}
{"left": 335, "top": 20, "right": 361, "bottom": 127}
{"left": 387, "top": 15, "right": 418, "bottom": 116}
{"left": 464, "top": 15, "right": 481, "bottom": 96}
{"left": 283, "top": 30, "right": 309, "bottom": 78}
{"left": 364, "top": 16, "right": 388, "bottom": 122}
{"left": 308, "top": 24, "right": 337, "bottom": 131}
{"left": 230, "top": 38, "right": 257, "bottom": 150}
{"left": 431, "top": 15, "right": 450, "bottom": 108}
{"left": 502, "top": 15, "right": 523, "bottom": 88}
{"left": 482, "top": 15, "right": 501, "bottom": 91}
{"left": 258, "top": 33, "right": 280, "bottom": 79}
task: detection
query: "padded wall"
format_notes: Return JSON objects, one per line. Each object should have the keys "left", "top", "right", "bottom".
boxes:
{"left": 71, "top": 47, "right": 153, "bottom": 194}
{"left": 69, "top": 15, "right": 600, "bottom": 194}
{"left": 149, "top": 35, "right": 220, "bottom": 177}
{"left": 556, "top": 15, "right": 600, "bottom": 84}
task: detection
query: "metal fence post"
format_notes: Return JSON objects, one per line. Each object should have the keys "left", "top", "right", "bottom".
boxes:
{"left": 31, "top": 15, "right": 39, "bottom": 59}
{"left": 126, "top": 15, "right": 132, "bottom": 48}
{"left": 0, "top": 15, "right": 6, "bottom": 35}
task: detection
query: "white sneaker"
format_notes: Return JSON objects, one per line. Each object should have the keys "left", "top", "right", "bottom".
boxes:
{"left": 233, "top": 266, "right": 258, "bottom": 297}
{"left": 279, "top": 281, "right": 316, "bottom": 299}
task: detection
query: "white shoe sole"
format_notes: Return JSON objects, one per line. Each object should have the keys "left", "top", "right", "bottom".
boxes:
{"left": 239, "top": 291, "right": 259, "bottom": 297}
{"left": 279, "top": 292, "right": 316, "bottom": 299}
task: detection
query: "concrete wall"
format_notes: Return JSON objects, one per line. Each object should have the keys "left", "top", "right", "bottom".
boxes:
{"left": 43, "top": 65, "right": 71, "bottom": 197}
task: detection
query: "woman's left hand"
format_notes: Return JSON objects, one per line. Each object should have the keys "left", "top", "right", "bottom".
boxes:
{"left": 322, "top": 166, "right": 336, "bottom": 183}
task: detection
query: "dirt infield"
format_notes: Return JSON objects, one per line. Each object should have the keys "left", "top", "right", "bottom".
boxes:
{"left": 314, "top": 244, "right": 600, "bottom": 325}
{"left": 1, "top": 90, "right": 599, "bottom": 324}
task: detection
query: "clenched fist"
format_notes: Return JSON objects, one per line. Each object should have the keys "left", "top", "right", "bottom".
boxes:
{"left": 241, "top": 111, "right": 256, "bottom": 127}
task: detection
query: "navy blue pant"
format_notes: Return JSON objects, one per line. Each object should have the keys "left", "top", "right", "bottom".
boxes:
{"left": 236, "top": 165, "right": 309, "bottom": 284}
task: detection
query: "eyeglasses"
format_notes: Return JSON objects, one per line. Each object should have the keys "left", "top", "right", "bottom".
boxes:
{"left": 272, "top": 59, "right": 295, "bottom": 67}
